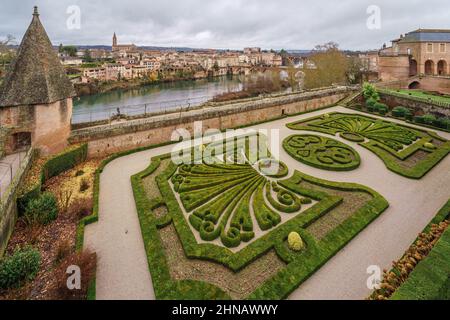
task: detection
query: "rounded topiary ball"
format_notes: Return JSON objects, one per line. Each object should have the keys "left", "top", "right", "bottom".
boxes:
{"left": 424, "top": 142, "right": 436, "bottom": 150}
{"left": 288, "top": 232, "right": 304, "bottom": 252}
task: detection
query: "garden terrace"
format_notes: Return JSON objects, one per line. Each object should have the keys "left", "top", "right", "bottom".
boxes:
{"left": 131, "top": 133, "right": 388, "bottom": 299}
{"left": 82, "top": 105, "right": 450, "bottom": 300}
{"left": 286, "top": 112, "right": 450, "bottom": 179}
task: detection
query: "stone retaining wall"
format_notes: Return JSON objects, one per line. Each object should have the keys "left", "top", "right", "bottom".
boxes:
{"left": 70, "top": 87, "right": 354, "bottom": 157}
{"left": 379, "top": 92, "right": 450, "bottom": 117}
{"left": 0, "top": 148, "right": 34, "bottom": 257}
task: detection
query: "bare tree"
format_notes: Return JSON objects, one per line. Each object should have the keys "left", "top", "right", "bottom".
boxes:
{"left": 304, "top": 42, "right": 348, "bottom": 89}
{"left": 0, "top": 35, "right": 16, "bottom": 73}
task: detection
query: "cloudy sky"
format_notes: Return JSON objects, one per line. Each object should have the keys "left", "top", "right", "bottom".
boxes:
{"left": 0, "top": 0, "right": 448, "bottom": 50}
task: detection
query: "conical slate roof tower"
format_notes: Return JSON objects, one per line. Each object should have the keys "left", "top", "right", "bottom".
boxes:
{"left": 0, "top": 6, "right": 75, "bottom": 107}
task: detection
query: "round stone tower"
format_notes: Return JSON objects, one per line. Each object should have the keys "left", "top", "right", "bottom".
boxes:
{"left": 0, "top": 6, "right": 76, "bottom": 155}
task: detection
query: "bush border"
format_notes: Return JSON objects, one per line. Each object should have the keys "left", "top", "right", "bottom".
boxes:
{"left": 286, "top": 112, "right": 450, "bottom": 179}
{"left": 282, "top": 134, "right": 361, "bottom": 171}
{"left": 132, "top": 150, "right": 388, "bottom": 299}
{"left": 390, "top": 199, "right": 450, "bottom": 300}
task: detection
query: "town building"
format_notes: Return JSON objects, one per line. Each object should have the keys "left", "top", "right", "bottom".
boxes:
{"left": 378, "top": 29, "right": 450, "bottom": 81}
{"left": 60, "top": 56, "right": 83, "bottom": 66}
{"left": 0, "top": 7, "right": 75, "bottom": 155}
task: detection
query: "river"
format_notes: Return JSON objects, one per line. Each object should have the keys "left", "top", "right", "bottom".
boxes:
{"left": 72, "top": 76, "right": 244, "bottom": 124}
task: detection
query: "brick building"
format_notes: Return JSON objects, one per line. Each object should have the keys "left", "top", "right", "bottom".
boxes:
{"left": 379, "top": 29, "right": 450, "bottom": 81}
{"left": 0, "top": 7, "right": 75, "bottom": 155}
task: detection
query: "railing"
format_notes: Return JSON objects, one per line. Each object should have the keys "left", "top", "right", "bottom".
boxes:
{"left": 377, "top": 88, "right": 450, "bottom": 109}
{"left": 72, "top": 86, "right": 353, "bottom": 126}
{"left": 72, "top": 95, "right": 220, "bottom": 124}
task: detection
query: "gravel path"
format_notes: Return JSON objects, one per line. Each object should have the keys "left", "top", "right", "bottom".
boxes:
{"left": 84, "top": 106, "right": 450, "bottom": 300}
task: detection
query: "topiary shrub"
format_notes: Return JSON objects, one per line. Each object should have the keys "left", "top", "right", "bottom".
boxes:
{"left": 424, "top": 142, "right": 436, "bottom": 150}
{"left": 378, "top": 106, "right": 388, "bottom": 115}
{"left": 24, "top": 192, "right": 58, "bottom": 226}
{"left": 404, "top": 109, "right": 414, "bottom": 121}
{"left": 373, "top": 102, "right": 388, "bottom": 115}
{"left": 366, "top": 97, "right": 377, "bottom": 110}
{"left": 287, "top": 232, "right": 304, "bottom": 252}
{"left": 392, "top": 106, "right": 408, "bottom": 118}
{"left": 422, "top": 114, "right": 437, "bottom": 125}
{"left": 363, "top": 82, "right": 380, "bottom": 101}
{"left": 432, "top": 117, "right": 450, "bottom": 130}
{"left": 0, "top": 246, "right": 41, "bottom": 289}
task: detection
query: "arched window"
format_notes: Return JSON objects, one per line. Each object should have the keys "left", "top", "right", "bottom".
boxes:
{"left": 409, "top": 59, "right": 418, "bottom": 76}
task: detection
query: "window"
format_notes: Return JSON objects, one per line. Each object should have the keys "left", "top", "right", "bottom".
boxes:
{"left": 440, "top": 43, "right": 446, "bottom": 53}
{"left": 427, "top": 43, "right": 433, "bottom": 53}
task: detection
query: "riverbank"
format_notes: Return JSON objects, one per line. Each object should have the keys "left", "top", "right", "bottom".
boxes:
{"left": 72, "top": 76, "right": 245, "bottom": 124}
{"left": 74, "top": 74, "right": 240, "bottom": 97}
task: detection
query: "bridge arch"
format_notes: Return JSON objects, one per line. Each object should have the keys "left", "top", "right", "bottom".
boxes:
{"left": 408, "top": 80, "right": 421, "bottom": 89}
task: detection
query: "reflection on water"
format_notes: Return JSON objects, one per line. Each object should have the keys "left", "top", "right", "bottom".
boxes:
{"left": 73, "top": 76, "right": 244, "bottom": 123}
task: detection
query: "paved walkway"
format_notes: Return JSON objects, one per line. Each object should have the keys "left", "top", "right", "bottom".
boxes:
{"left": 0, "top": 152, "right": 26, "bottom": 198}
{"left": 84, "top": 106, "right": 450, "bottom": 300}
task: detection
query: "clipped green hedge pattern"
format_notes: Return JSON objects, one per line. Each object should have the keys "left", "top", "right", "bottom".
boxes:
{"left": 287, "top": 112, "right": 450, "bottom": 179}
{"left": 283, "top": 134, "right": 360, "bottom": 171}
{"left": 131, "top": 134, "right": 389, "bottom": 299}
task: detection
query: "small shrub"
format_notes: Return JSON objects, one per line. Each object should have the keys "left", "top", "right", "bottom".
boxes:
{"left": 362, "top": 83, "right": 380, "bottom": 101}
{"left": 413, "top": 115, "right": 424, "bottom": 124}
{"left": 373, "top": 102, "right": 388, "bottom": 115}
{"left": 366, "top": 97, "right": 377, "bottom": 108}
{"left": 432, "top": 117, "right": 450, "bottom": 130}
{"left": 68, "top": 197, "right": 93, "bottom": 220}
{"left": 323, "top": 113, "right": 330, "bottom": 119}
{"left": 392, "top": 106, "right": 408, "bottom": 117}
{"left": 55, "top": 240, "right": 73, "bottom": 264}
{"left": 0, "top": 246, "right": 41, "bottom": 289}
{"left": 404, "top": 109, "right": 414, "bottom": 121}
{"left": 424, "top": 142, "right": 436, "bottom": 150}
{"left": 56, "top": 189, "right": 73, "bottom": 214}
{"left": 287, "top": 232, "right": 304, "bottom": 252}
{"left": 422, "top": 114, "right": 436, "bottom": 125}
{"left": 79, "top": 178, "right": 90, "bottom": 193}
{"left": 24, "top": 192, "right": 58, "bottom": 226}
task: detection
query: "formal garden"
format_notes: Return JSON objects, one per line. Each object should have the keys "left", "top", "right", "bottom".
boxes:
{"left": 287, "top": 112, "right": 450, "bottom": 179}
{"left": 1, "top": 99, "right": 449, "bottom": 300}
{"left": 130, "top": 133, "right": 389, "bottom": 299}
{"left": 126, "top": 105, "right": 450, "bottom": 300}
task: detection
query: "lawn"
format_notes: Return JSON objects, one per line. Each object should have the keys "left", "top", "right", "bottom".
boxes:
{"left": 389, "top": 89, "right": 450, "bottom": 105}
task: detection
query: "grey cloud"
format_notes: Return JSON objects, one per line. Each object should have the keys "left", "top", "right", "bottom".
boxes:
{"left": 0, "top": 0, "right": 449, "bottom": 50}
